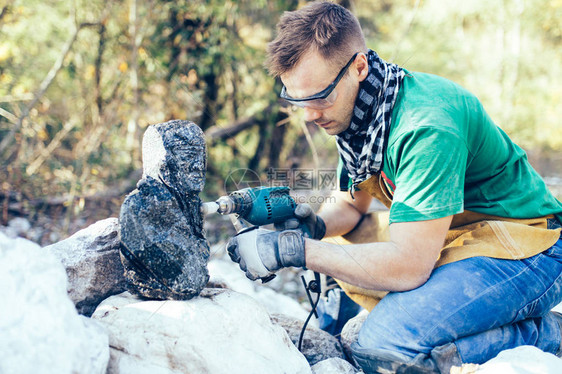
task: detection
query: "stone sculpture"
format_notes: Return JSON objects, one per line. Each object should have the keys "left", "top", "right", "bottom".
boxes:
{"left": 119, "top": 120, "right": 210, "bottom": 300}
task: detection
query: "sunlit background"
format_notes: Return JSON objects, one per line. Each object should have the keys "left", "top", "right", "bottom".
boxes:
{"left": 1, "top": 0, "right": 560, "bottom": 244}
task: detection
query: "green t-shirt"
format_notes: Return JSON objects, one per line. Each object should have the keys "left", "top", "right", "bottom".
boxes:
{"left": 339, "top": 71, "right": 562, "bottom": 224}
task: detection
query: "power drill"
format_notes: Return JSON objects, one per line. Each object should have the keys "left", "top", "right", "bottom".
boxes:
{"left": 202, "top": 186, "right": 299, "bottom": 283}
{"left": 201, "top": 186, "right": 297, "bottom": 231}
{"left": 203, "top": 186, "right": 323, "bottom": 339}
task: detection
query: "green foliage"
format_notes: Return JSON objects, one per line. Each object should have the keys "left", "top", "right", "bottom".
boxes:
{"left": 360, "top": 0, "right": 562, "bottom": 150}
{"left": 0, "top": 0, "right": 560, "bottom": 241}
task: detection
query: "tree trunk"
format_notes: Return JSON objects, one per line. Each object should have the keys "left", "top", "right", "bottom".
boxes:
{"left": 268, "top": 110, "right": 288, "bottom": 169}
{"left": 127, "top": 0, "right": 142, "bottom": 160}
{"left": 199, "top": 69, "right": 219, "bottom": 131}
{"left": 95, "top": 22, "right": 107, "bottom": 117}
{"left": 248, "top": 118, "right": 268, "bottom": 172}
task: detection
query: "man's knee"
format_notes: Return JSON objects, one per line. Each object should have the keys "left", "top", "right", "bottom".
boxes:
{"left": 350, "top": 306, "right": 462, "bottom": 373}
{"left": 349, "top": 308, "right": 429, "bottom": 372}
{"left": 355, "top": 303, "right": 424, "bottom": 355}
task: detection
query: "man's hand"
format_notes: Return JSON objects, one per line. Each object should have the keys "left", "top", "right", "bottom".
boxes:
{"left": 226, "top": 227, "right": 306, "bottom": 281}
{"left": 274, "top": 203, "right": 326, "bottom": 239}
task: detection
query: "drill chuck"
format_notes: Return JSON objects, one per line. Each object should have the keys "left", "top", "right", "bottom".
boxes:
{"left": 216, "top": 191, "right": 253, "bottom": 215}
{"left": 201, "top": 192, "right": 252, "bottom": 216}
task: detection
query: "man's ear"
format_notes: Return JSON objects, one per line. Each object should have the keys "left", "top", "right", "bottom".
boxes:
{"left": 355, "top": 53, "right": 369, "bottom": 82}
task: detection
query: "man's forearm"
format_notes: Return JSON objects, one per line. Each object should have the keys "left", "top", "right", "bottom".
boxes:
{"left": 304, "top": 239, "right": 427, "bottom": 292}
{"left": 304, "top": 216, "right": 452, "bottom": 292}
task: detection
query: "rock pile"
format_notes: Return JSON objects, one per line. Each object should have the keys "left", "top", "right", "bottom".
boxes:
{"left": 0, "top": 224, "right": 364, "bottom": 374}
{"left": 3, "top": 220, "right": 562, "bottom": 373}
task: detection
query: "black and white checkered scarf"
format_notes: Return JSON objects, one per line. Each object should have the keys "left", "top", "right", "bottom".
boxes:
{"left": 335, "top": 50, "right": 404, "bottom": 191}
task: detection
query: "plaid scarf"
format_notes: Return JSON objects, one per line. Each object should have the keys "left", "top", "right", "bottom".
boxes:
{"left": 335, "top": 50, "right": 404, "bottom": 192}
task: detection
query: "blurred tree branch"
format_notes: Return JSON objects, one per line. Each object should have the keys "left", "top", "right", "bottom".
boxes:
{"left": 205, "top": 104, "right": 274, "bottom": 142}
{"left": 0, "top": 107, "right": 17, "bottom": 124}
{"left": 26, "top": 120, "right": 77, "bottom": 176}
{"left": 0, "top": 21, "right": 100, "bottom": 158}
{"left": 0, "top": 3, "right": 12, "bottom": 30}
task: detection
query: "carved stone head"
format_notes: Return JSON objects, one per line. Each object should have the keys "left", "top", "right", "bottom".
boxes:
{"left": 120, "top": 119, "right": 210, "bottom": 301}
{"left": 142, "top": 120, "right": 206, "bottom": 194}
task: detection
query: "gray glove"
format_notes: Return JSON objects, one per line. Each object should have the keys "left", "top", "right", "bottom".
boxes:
{"left": 226, "top": 227, "right": 305, "bottom": 281}
{"left": 274, "top": 203, "right": 326, "bottom": 240}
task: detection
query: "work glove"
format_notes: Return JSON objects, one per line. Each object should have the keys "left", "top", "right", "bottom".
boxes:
{"left": 226, "top": 227, "right": 305, "bottom": 281}
{"left": 274, "top": 203, "right": 326, "bottom": 240}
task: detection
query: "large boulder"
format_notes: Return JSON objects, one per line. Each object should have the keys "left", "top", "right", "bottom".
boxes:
{"left": 0, "top": 232, "right": 109, "bottom": 374}
{"left": 119, "top": 177, "right": 209, "bottom": 300}
{"left": 92, "top": 289, "right": 312, "bottom": 374}
{"left": 45, "top": 217, "right": 126, "bottom": 316}
{"left": 271, "top": 313, "right": 345, "bottom": 366}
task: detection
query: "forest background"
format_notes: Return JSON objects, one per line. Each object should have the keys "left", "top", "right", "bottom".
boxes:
{"left": 1, "top": 0, "right": 561, "bottom": 245}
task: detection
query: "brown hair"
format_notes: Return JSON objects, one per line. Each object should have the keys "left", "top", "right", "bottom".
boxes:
{"left": 266, "top": 1, "right": 366, "bottom": 77}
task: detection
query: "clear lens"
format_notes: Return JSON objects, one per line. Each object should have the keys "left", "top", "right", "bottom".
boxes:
{"left": 290, "top": 89, "right": 338, "bottom": 110}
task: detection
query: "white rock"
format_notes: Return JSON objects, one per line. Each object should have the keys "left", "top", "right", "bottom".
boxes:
{"left": 0, "top": 232, "right": 109, "bottom": 374}
{"left": 552, "top": 302, "right": 562, "bottom": 313}
{"left": 476, "top": 345, "right": 562, "bottom": 373}
{"left": 92, "top": 290, "right": 312, "bottom": 374}
{"left": 0, "top": 230, "right": 38, "bottom": 250}
{"left": 312, "top": 357, "right": 359, "bottom": 374}
{"left": 208, "top": 257, "right": 314, "bottom": 323}
{"left": 0, "top": 217, "right": 44, "bottom": 243}
{"left": 7, "top": 217, "right": 31, "bottom": 236}
{"left": 45, "top": 218, "right": 126, "bottom": 316}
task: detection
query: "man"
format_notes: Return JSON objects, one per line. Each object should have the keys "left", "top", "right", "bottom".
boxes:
{"left": 226, "top": 2, "right": 562, "bottom": 373}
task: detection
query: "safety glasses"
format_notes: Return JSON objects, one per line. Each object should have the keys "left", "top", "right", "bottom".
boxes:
{"left": 280, "top": 52, "right": 359, "bottom": 110}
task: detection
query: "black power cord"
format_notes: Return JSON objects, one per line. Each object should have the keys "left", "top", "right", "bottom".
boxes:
{"left": 298, "top": 272, "right": 322, "bottom": 352}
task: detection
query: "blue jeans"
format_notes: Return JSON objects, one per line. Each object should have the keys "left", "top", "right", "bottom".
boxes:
{"left": 351, "top": 236, "right": 562, "bottom": 373}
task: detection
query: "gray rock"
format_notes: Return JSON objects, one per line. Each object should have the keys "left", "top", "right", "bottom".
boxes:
{"left": 45, "top": 218, "right": 127, "bottom": 316}
{"left": 312, "top": 357, "right": 360, "bottom": 374}
{"left": 271, "top": 313, "right": 345, "bottom": 366}
{"left": 340, "top": 311, "right": 368, "bottom": 367}
{"left": 120, "top": 177, "right": 209, "bottom": 300}
{"left": 119, "top": 120, "right": 210, "bottom": 300}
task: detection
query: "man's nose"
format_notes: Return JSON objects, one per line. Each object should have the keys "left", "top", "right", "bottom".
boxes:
{"left": 303, "top": 107, "right": 322, "bottom": 122}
